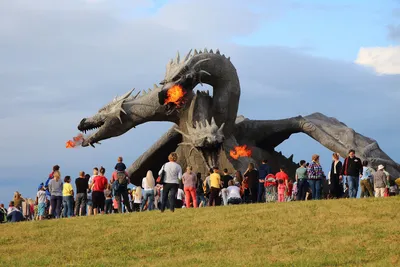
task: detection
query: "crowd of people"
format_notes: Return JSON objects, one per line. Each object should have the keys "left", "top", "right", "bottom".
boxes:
{"left": 1, "top": 150, "right": 400, "bottom": 223}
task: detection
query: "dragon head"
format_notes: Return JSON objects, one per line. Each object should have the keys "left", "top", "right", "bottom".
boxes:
{"left": 158, "top": 49, "right": 212, "bottom": 114}
{"left": 176, "top": 117, "right": 225, "bottom": 169}
{"left": 77, "top": 88, "right": 138, "bottom": 147}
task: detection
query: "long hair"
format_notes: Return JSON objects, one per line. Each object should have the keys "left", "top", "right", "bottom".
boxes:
{"left": 135, "top": 186, "right": 142, "bottom": 199}
{"left": 248, "top": 163, "right": 255, "bottom": 171}
{"left": 53, "top": 171, "right": 61, "bottom": 181}
{"left": 235, "top": 171, "right": 243, "bottom": 184}
{"left": 145, "top": 170, "right": 155, "bottom": 188}
{"left": 13, "top": 191, "right": 21, "bottom": 200}
{"left": 312, "top": 154, "right": 320, "bottom": 164}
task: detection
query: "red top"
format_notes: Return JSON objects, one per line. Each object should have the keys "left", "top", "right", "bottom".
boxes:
{"left": 111, "top": 171, "right": 129, "bottom": 183}
{"left": 287, "top": 181, "right": 293, "bottom": 196}
{"left": 93, "top": 175, "right": 108, "bottom": 192}
{"left": 275, "top": 171, "right": 289, "bottom": 184}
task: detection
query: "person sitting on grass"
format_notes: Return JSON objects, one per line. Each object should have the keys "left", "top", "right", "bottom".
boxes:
{"left": 7, "top": 201, "right": 23, "bottom": 223}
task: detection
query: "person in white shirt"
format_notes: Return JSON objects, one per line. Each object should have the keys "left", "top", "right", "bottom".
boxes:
{"left": 141, "top": 170, "right": 155, "bottom": 211}
{"left": 158, "top": 152, "right": 182, "bottom": 212}
{"left": 176, "top": 188, "right": 185, "bottom": 208}
{"left": 227, "top": 180, "right": 242, "bottom": 205}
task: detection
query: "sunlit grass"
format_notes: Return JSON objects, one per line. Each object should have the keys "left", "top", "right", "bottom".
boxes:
{"left": 0, "top": 197, "right": 399, "bottom": 266}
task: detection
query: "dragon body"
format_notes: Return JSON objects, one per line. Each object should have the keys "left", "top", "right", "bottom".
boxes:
{"left": 76, "top": 49, "right": 400, "bottom": 183}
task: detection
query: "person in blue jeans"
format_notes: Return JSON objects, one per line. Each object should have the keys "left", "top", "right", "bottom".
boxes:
{"left": 340, "top": 149, "right": 363, "bottom": 198}
{"left": 307, "top": 154, "right": 325, "bottom": 200}
{"left": 258, "top": 159, "right": 272, "bottom": 202}
{"left": 141, "top": 171, "right": 155, "bottom": 211}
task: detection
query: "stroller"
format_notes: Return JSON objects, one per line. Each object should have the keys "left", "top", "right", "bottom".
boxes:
{"left": 264, "top": 174, "right": 277, "bottom": 203}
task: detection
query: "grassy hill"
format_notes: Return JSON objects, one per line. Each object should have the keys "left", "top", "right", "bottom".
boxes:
{"left": 1, "top": 197, "right": 399, "bottom": 267}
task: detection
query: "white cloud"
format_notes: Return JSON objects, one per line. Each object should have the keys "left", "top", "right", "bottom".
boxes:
{"left": 355, "top": 46, "right": 400, "bottom": 75}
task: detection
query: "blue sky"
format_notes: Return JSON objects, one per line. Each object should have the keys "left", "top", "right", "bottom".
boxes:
{"left": 0, "top": 0, "right": 399, "bottom": 204}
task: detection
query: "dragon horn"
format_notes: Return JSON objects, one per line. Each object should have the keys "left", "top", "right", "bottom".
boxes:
{"left": 184, "top": 49, "right": 192, "bottom": 62}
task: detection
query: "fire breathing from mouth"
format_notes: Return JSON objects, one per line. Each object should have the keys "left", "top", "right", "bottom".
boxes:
{"left": 230, "top": 145, "right": 252, "bottom": 159}
{"left": 66, "top": 133, "right": 85, "bottom": 148}
{"left": 164, "top": 85, "right": 186, "bottom": 107}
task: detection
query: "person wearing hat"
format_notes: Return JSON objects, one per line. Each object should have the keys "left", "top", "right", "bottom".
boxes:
{"left": 373, "top": 165, "right": 387, "bottom": 197}
{"left": 36, "top": 184, "right": 47, "bottom": 220}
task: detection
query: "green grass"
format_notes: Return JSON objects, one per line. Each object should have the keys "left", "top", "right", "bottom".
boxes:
{"left": 1, "top": 197, "right": 400, "bottom": 267}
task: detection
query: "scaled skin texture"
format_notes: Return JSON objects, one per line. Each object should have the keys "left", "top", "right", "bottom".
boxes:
{"left": 77, "top": 49, "right": 400, "bottom": 184}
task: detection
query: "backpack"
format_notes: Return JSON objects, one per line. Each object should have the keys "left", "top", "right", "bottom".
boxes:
{"left": 203, "top": 179, "right": 210, "bottom": 196}
{"left": 117, "top": 172, "right": 127, "bottom": 185}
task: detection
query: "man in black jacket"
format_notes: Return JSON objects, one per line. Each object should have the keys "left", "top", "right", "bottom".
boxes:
{"left": 340, "top": 149, "right": 363, "bottom": 198}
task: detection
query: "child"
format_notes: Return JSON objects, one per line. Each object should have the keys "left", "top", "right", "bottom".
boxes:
{"left": 36, "top": 184, "right": 47, "bottom": 220}
{"left": 133, "top": 186, "right": 142, "bottom": 212}
{"left": 292, "top": 181, "right": 298, "bottom": 201}
{"left": 114, "top": 156, "right": 127, "bottom": 173}
{"left": 277, "top": 179, "right": 286, "bottom": 203}
{"left": 264, "top": 174, "right": 277, "bottom": 203}
{"left": 287, "top": 180, "right": 293, "bottom": 201}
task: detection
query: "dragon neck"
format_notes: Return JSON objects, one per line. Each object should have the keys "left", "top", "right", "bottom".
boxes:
{"left": 124, "top": 87, "right": 179, "bottom": 126}
{"left": 187, "top": 50, "right": 240, "bottom": 136}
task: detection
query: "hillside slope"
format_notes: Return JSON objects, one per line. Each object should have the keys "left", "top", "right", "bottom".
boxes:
{"left": 1, "top": 198, "right": 399, "bottom": 267}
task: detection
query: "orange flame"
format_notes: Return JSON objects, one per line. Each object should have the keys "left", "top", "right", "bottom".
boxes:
{"left": 164, "top": 85, "right": 186, "bottom": 107}
{"left": 230, "top": 145, "right": 252, "bottom": 159}
{"left": 66, "top": 134, "right": 85, "bottom": 149}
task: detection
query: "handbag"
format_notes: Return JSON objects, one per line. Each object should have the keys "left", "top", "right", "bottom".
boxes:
{"left": 156, "top": 164, "right": 166, "bottom": 184}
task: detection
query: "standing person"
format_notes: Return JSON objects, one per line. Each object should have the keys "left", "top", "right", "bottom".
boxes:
{"left": 112, "top": 170, "right": 132, "bottom": 213}
{"left": 141, "top": 170, "right": 156, "bottom": 211}
{"left": 62, "top": 176, "right": 74, "bottom": 218}
{"left": 277, "top": 180, "right": 286, "bottom": 202}
{"left": 234, "top": 170, "right": 243, "bottom": 186}
{"left": 340, "top": 149, "right": 363, "bottom": 198}
{"left": 75, "top": 171, "right": 88, "bottom": 216}
{"left": 48, "top": 171, "right": 63, "bottom": 218}
{"left": 330, "top": 153, "right": 342, "bottom": 199}
{"left": 85, "top": 174, "right": 93, "bottom": 216}
{"left": 220, "top": 169, "right": 233, "bottom": 206}
{"left": 182, "top": 166, "right": 198, "bottom": 208}
{"left": 89, "top": 167, "right": 108, "bottom": 215}
{"left": 243, "top": 163, "right": 259, "bottom": 203}
{"left": 176, "top": 187, "right": 185, "bottom": 208}
{"left": 258, "top": 159, "right": 272, "bottom": 203}
{"left": 276, "top": 167, "right": 289, "bottom": 188}
{"left": 104, "top": 184, "right": 113, "bottom": 214}
{"left": 374, "top": 165, "right": 387, "bottom": 197}
{"left": 208, "top": 167, "right": 222, "bottom": 206}
{"left": 158, "top": 152, "right": 182, "bottom": 213}
{"left": 196, "top": 173, "right": 206, "bottom": 207}
{"left": 360, "top": 161, "right": 374, "bottom": 198}
{"left": 35, "top": 185, "right": 46, "bottom": 220}
{"left": 307, "top": 154, "right": 325, "bottom": 200}
{"left": 133, "top": 186, "right": 142, "bottom": 212}
{"left": 296, "top": 160, "right": 308, "bottom": 201}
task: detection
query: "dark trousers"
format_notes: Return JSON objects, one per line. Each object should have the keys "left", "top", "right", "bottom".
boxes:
{"left": 105, "top": 199, "right": 113, "bottom": 214}
{"left": 257, "top": 182, "right": 265, "bottom": 202}
{"left": 249, "top": 185, "right": 258, "bottom": 203}
{"left": 75, "top": 193, "right": 87, "bottom": 216}
{"left": 296, "top": 179, "right": 308, "bottom": 201}
{"left": 50, "top": 195, "right": 62, "bottom": 218}
{"left": 330, "top": 174, "right": 341, "bottom": 198}
{"left": 115, "top": 189, "right": 132, "bottom": 213}
{"left": 208, "top": 187, "right": 221, "bottom": 206}
{"left": 161, "top": 183, "right": 178, "bottom": 212}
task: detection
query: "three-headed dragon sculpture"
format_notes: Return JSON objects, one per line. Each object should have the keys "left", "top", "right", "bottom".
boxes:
{"left": 76, "top": 48, "right": 400, "bottom": 184}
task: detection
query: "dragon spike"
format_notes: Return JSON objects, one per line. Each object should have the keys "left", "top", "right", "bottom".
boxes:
{"left": 204, "top": 48, "right": 208, "bottom": 53}
{"left": 205, "top": 119, "right": 211, "bottom": 128}
{"left": 198, "top": 50, "right": 202, "bottom": 54}
{"left": 119, "top": 88, "right": 135, "bottom": 100}
{"left": 175, "top": 51, "right": 180, "bottom": 63}
{"left": 174, "top": 127, "right": 190, "bottom": 139}
{"left": 186, "top": 122, "right": 194, "bottom": 134}
{"left": 153, "top": 84, "right": 158, "bottom": 89}
{"left": 184, "top": 49, "right": 192, "bottom": 62}
{"left": 199, "top": 70, "right": 211, "bottom": 76}
{"left": 216, "top": 49, "right": 220, "bottom": 55}
{"left": 211, "top": 117, "right": 216, "bottom": 126}
{"left": 120, "top": 107, "right": 127, "bottom": 115}
{"left": 227, "top": 57, "right": 230, "bottom": 61}
{"left": 193, "top": 49, "right": 198, "bottom": 55}
{"left": 209, "top": 49, "right": 213, "bottom": 53}
{"left": 195, "top": 121, "right": 200, "bottom": 129}
{"left": 193, "top": 58, "right": 210, "bottom": 69}
{"left": 117, "top": 115, "right": 123, "bottom": 124}
{"left": 206, "top": 90, "right": 210, "bottom": 95}
{"left": 133, "top": 91, "right": 141, "bottom": 99}
{"left": 168, "top": 58, "right": 173, "bottom": 66}
{"left": 218, "top": 122, "right": 225, "bottom": 132}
